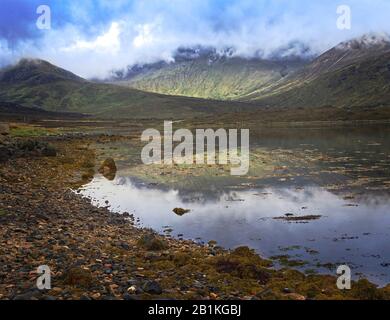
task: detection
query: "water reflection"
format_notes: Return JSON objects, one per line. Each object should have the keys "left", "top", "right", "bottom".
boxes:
{"left": 80, "top": 175, "right": 390, "bottom": 286}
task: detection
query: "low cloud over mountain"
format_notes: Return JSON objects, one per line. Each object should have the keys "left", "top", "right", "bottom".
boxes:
{"left": 2, "top": 0, "right": 390, "bottom": 78}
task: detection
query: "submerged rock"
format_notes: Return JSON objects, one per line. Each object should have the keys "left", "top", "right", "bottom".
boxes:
{"left": 173, "top": 208, "right": 190, "bottom": 216}
{"left": 98, "top": 158, "right": 117, "bottom": 181}
{"left": 273, "top": 215, "right": 322, "bottom": 222}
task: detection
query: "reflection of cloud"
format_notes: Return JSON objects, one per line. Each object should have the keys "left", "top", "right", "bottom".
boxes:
{"left": 80, "top": 177, "right": 390, "bottom": 285}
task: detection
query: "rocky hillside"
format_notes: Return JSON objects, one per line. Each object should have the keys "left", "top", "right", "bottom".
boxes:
{"left": 243, "top": 34, "right": 390, "bottom": 110}
{"left": 113, "top": 35, "right": 390, "bottom": 114}
{"left": 111, "top": 47, "right": 306, "bottom": 100}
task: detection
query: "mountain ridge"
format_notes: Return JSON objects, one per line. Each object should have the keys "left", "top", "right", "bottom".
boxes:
{"left": 243, "top": 34, "right": 390, "bottom": 109}
{"left": 109, "top": 46, "right": 308, "bottom": 100}
{"left": 1, "top": 33, "right": 389, "bottom": 120}
{"left": 109, "top": 34, "right": 390, "bottom": 110}
{"left": 0, "top": 59, "right": 85, "bottom": 85}
{"left": 0, "top": 59, "right": 254, "bottom": 119}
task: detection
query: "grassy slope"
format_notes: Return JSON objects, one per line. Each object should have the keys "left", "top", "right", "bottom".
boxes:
{"left": 0, "top": 60, "right": 253, "bottom": 119}
{"left": 114, "top": 45, "right": 390, "bottom": 117}
{"left": 2, "top": 46, "right": 390, "bottom": 121}
{"left": 119, "top": 57, "right": 304, "bottom": 100}
{"left": 0, "top": 81, "right": 253, "bottom": 119}
{"left": 243, "top": 50, "right": 390, "bottom": 110}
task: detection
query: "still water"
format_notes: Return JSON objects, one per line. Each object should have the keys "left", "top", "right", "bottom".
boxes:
{"left": 80, "top": 125, "right": 390, "bottom": 285}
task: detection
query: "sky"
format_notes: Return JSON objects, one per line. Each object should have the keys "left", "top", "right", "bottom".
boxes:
{"left": 1, "top": 0, "right": 390, "bottom": 78}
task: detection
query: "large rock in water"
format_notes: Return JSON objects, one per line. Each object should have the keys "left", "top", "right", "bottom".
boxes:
{"left": 173, "top": 208, "right": 190, "bottom": 216}
{"left": 0, "top": 123, "right": 10, "bottom": 135}
{"left": 98, "top": 158, "right": 117, "bottom": 181}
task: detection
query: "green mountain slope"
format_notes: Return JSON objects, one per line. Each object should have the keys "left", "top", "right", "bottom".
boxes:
{"left": 112, "top": 48, "right": 305, "bottom": 100}
{"left": 0, "top": 59, "right": 250, "bottom": 119}
{"left": 244, "top": 34, "right": 390, "bottom": 109}
{"left": 2, "top": 34, "right": 389, "bottom": 121}
{"left": 113, "top": 36, "right": 390, "bottom": 114}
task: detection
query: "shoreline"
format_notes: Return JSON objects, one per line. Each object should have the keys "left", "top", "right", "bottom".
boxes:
{"left": 1, "top": 133, "right": 390, "bottom": 300}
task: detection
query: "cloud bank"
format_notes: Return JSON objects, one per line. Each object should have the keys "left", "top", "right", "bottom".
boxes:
{"left": 1, "top": 0, "right": 390, "bottom": 78}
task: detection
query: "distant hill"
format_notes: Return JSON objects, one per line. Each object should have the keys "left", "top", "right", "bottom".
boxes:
{"left": 1, "top": 34, "right": 390, "bottom": 121}
{"left": 110, "top": 47, "right": 306, "bottom": 100}
{"left": 243, "top": 34, "right": 390, "bottom": 110}
{"left": 0, "top": 59, "right": 250, "bottom": 119}
{"left": 0, "top": 59, "right": 85, "bottom": 85}
{"left": 110, "top": 36, "right": 390, "bottom": 115}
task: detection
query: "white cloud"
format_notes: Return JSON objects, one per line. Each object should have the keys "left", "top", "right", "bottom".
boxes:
{"left": 2, "top": 0, "right": 390, "bottom": 78}
{"left": 133, "top": 23, "right": 157, "bottom": 48}
{"left": 61, "top": 22, "right": 121, "bottom": 53}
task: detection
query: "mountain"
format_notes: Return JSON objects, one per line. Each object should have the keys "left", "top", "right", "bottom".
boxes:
{"left": 0, "top": 59, "right": 85, "bottom": 85}
{"left": 244, "top": 33, "right": 390, "bottom": 110}
{"left": 0, "top": 59, "right": 250, "bottom": 119}
{"left": 110, "top": 46, "right": 307, "bottom": 100}
{"left": 1, "top": 34, "right": 389, "bottom": 121}
{"left": 111, "top": 35, "right": 390, "bottom": 115}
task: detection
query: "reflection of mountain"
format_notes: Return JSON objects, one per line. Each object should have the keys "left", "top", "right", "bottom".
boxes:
{"left": 81, "top": 175, "right": 390, "bottom": 285}
{"left": 102, "top": 173, "right": 390, "bottom": 210}
{"left": 116, "top": 175, "right": 230, "bottom": 203}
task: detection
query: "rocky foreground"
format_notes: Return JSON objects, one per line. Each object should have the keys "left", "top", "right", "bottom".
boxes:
{"left": 1, "top": 132, "right": 390, "bottom": 300}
